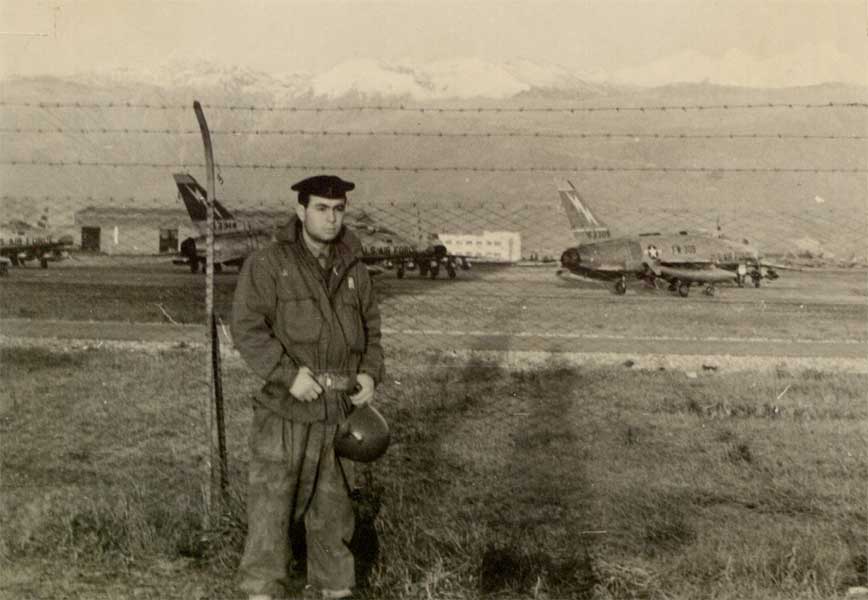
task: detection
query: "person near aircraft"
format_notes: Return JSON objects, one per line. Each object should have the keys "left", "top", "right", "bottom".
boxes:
{"left": 173, "top": 172, "right": 469, "bottom": 279}
{"left": 231, "top": 174, "right": 385, "bottom": 600}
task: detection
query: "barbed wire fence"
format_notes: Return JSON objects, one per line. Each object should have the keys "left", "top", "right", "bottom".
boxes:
{"left": 1, "top": 96, "right": 866, "bottom": 562}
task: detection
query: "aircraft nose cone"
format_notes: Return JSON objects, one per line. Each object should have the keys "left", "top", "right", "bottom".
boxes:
{"left": 561, "top": 247, "right": 580, "bottom": 268}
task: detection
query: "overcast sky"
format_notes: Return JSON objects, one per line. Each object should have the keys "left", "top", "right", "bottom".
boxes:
{"left": 0, "top": 0, "right": 865, "bottom": 84}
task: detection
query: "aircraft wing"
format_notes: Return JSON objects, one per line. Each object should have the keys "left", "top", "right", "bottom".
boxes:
{"left": 655, "top": 264, "right": 736, "bottom": 284}
{"left": 760, "top": 261, "right": 803, "bottom": 271}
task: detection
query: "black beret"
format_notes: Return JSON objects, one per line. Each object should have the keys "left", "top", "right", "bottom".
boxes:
{"left": 291, "top": 175, "right": 355, "bottom": 199}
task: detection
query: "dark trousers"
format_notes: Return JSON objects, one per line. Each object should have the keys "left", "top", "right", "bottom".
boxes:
{"left": 239, "top": 407, "right": 355, "bottom": 597}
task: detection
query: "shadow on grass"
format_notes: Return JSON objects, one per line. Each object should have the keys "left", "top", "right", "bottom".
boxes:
{"left": 360, "top": 357, "right": 601, "bottom": 599}
{"left": 476, "top": 364, "right": 599, "bottom": 598}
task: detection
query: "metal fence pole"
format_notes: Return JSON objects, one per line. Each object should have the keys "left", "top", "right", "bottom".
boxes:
{"left": 192, "top": 100, "right": 228, "bottom": 521}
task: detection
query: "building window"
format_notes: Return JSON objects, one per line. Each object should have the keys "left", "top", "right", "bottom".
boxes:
{"left": 159, "top": 228, "right": 179, "bottom": 253}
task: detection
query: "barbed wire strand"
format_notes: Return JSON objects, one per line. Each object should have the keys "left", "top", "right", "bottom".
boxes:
{"left": 1, "top": 100, "right": 866, "bottom": 112}
{"left": 1, "top": 127, "right": 863, "bottom": 140}
{"left": 1, "top": 160, "right": 864, "bottom": 173}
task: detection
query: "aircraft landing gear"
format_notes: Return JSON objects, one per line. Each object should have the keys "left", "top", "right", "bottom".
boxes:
{"left": 678, "top": 281, "right": 691, "bottom": 297}
{"left": 446, "top": 261, "right": 456, "bottom": 279}
{"left": 752, "top": 273, "right": 762, "bottom": 288}
{"left": 396, "top": 263, "right": 405, "bottom": 279}
{"left": 703, "top": 284, "right": 719, "bottom": 297}
{"left": 429, "top": 263, "right": 440, "bottom": 279}
{"left": 40, "top": 257, "right": 48, "bottom": 269}
{"left": 190, "top": 257, "right": 201, "bottom": 273}
{"left": 614, "top": 277, "right": 627, "bottom": 295}
{"left": 419, "top": 262, "right": 429, "bottom": 278}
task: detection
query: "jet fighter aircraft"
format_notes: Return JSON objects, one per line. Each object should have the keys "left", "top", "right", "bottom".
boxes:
{"left": 555, "top": 179, "right": 781, "bottom": 297}
{"left": 172, "top": 173, "right": 469, "bottom": 278}
{"left": 0, "top": 209, "right": 74, "bottom": 269}
{"left": 348, "top": 208, "right": 471, "bottom": 279}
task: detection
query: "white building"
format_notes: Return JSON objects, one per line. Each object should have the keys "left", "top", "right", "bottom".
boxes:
{"left": 438, "top": 230, "right": 521, "bottom": 263}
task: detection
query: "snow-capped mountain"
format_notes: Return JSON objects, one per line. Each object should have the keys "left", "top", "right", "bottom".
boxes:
{"left": 48, "top": 57, "right": 605, "bottom": 101}
{"left": 613, "top": 42, "right": 864, "bottom": 88}
{"left": 73, "top": 59, "right": 311, "bottom": 98}
{"left": 5, "top": 45, "right": 864, "bottom": 102}
{"left": 311, "top": 57, "right": 604, "bottom": 99}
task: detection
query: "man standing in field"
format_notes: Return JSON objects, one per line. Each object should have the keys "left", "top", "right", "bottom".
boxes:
{"left": 231, "top": 175, "right": 385, "bottom": 600}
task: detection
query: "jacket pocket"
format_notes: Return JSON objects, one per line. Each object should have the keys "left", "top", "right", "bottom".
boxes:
{"left": 278, "top": 294, "right": 322, "bottom": 343}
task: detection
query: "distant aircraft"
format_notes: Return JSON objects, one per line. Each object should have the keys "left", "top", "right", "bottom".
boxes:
{"left": 173, "top": 173, "right": 272, "bottom": 273}
{"left": 348, "top": 209, "right": 471, "bottom": 279}
{"left": 0, "top": 208, "right": 74, "bottom": 269}
{"left": 555, "top": 179, "right": 781, "bottom": 297}
{"left": 172, "top": 173, "right": 470, "bottom": 278}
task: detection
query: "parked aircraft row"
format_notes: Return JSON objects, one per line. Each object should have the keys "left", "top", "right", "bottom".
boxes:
{"left": 0, "top": 174, "right": 792, "bottom": 300}
{"left": 0, "top": 209, "right": 74, "bottom": 275}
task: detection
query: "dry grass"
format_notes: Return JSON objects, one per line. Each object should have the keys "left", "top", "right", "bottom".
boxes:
{"left": 0, "top": 346, "right": 866, "bottom": 599}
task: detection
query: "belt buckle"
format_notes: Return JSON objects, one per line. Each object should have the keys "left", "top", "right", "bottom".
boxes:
{"left": 323, "top": 374, "right": 333, "bottom": 390}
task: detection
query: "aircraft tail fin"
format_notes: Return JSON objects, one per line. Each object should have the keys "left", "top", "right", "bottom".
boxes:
{"left": 174, "top": 173, "right": 236, "bottom": 237}
{"left": 173, "top": 173, "right": 235, "bottom": 222}
{"left": 557, "top": 179, "right": 611, "bottom": 242}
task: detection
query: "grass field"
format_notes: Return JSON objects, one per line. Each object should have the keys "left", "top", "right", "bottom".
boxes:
{"left": 1, "top": 344, "right": 865, "bottom": 599}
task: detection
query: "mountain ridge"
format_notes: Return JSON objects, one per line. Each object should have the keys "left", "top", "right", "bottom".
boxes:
{"left": 3, "top": 55, "right": 864, "bottom": 103}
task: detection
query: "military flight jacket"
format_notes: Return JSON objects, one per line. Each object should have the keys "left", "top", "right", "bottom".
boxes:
{"left": 231, "top": 216, "right": 385, "bottom": 423}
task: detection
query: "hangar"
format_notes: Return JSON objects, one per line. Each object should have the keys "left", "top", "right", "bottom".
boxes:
{"left": 73, "top": 206, "right": 196, "bottom": 255}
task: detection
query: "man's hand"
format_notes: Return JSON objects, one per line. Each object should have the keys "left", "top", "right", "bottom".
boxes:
{"left": 289, "top": 366, "right": 323, "bottom": 402}
{"left": 348, "top": 373, "right": 375, "bottom": 406}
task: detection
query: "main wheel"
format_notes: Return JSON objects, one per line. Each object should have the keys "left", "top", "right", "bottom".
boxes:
{"left": 614, "top": 279, "right": 627, "bottom": 295}
{"left": 678, "top": 281, "right": 690, "bottom": 297}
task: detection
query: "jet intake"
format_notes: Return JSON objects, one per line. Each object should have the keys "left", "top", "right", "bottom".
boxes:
{"left": 560, "top": 247, "right": 581, "bottom": 268}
